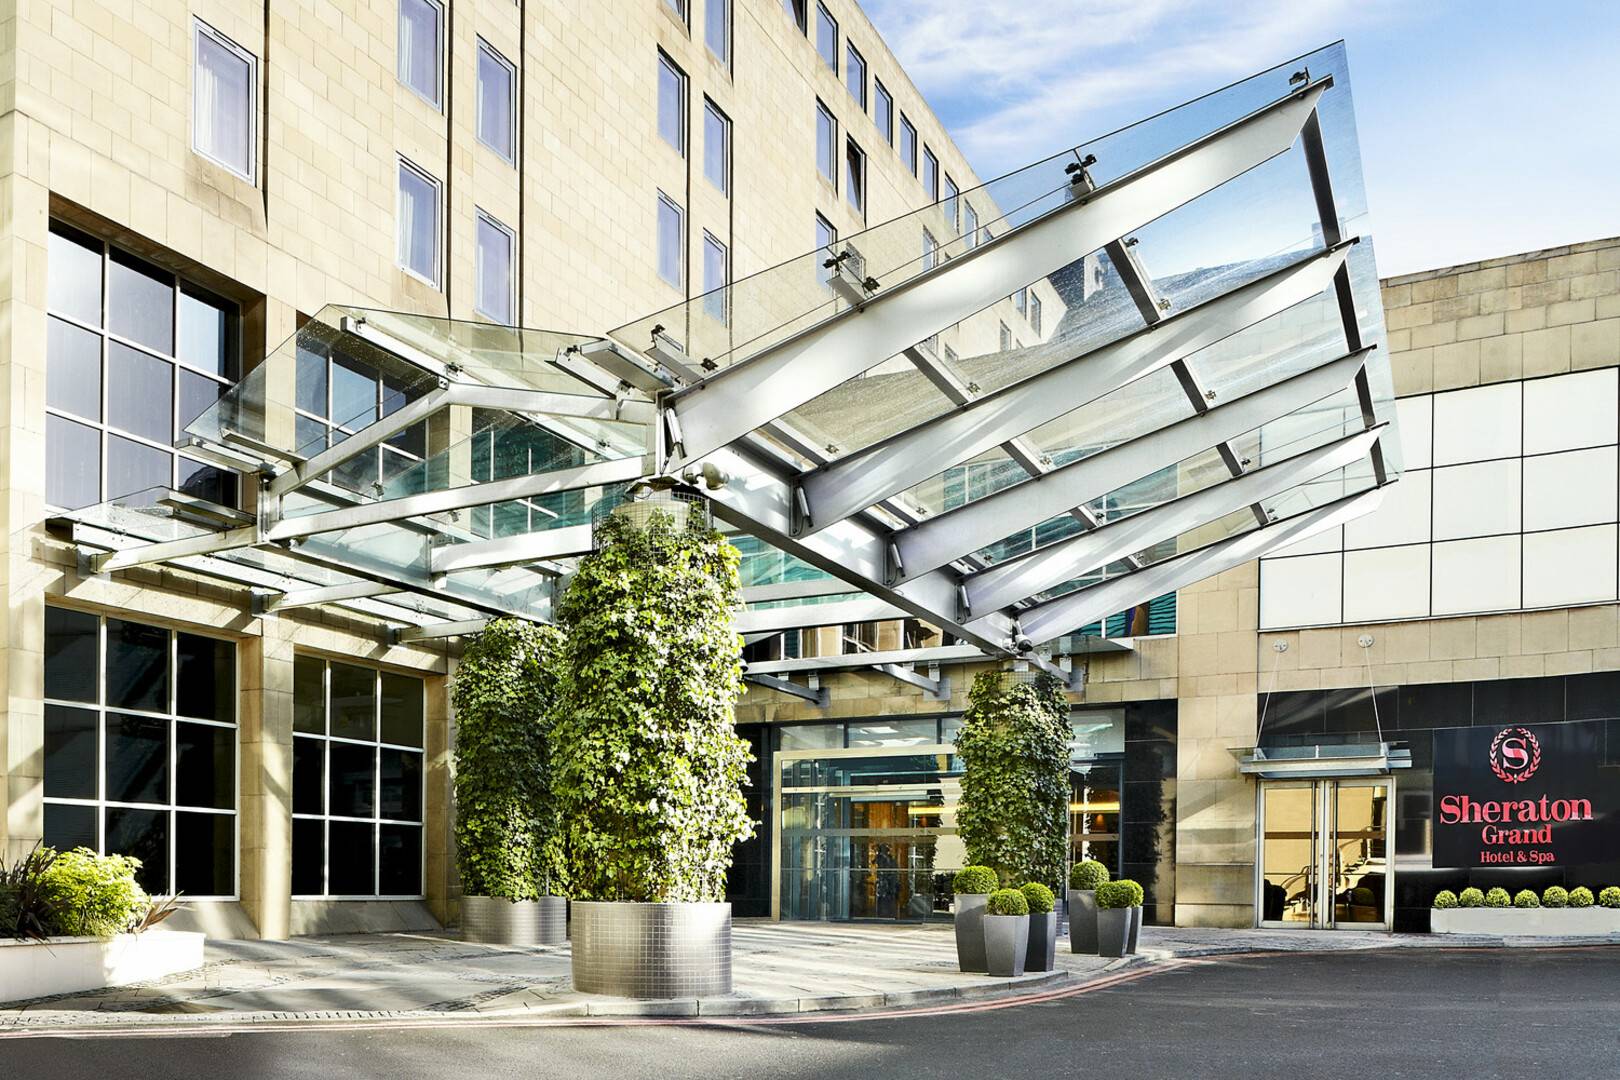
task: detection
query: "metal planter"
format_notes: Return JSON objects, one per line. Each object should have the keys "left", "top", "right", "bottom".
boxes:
{"left": 1025, "top": 910, "right": 1058, "bottom": 972}
{"left": 1097, "top": 907, "right": 1131, "bottom": 958}
{"left": 569, "top": 901, "right": 733, "bottom": 999}
{"left": 1127, "top": 904, "right": 1142, "bottom": 953}
{"left": 954, "top": 893, "right": 990, "bottom": 972}
{"left": 984, "top": 914, "right": 1030, "bottom": 977}
{"left": 460, "top": 895, "right": 568, "bottom": 946}
{"left": 1067, "top": 889, "right": 1098, "bottom": 953}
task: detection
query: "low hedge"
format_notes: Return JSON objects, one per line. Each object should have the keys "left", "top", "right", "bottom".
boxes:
{"left": 986, "top": 888, "right": 1029, "bottom": 917}
{"left": 1431, "top": 890, "right": 1458, "bottom": 910}
{"left": 1484, "top": 887, "right": 1512, "bottom": 908}
{"left": 953, "top": 866, "right": 998, "bottom": 895}
{"left": 1513, "top": 889, "right": 1540, "bottom": 909}
{"left": 1458, "top": 887, "right": 1484, "bottom": 908}
{"left": 1569, "top": 886, "right": 1595, "bottom": 908}
{"left": 1068, "top": 859, "right": 1109, "bottom": 891}
{"left": 1019, "top": 881, "right": 1055, "bottom": 915}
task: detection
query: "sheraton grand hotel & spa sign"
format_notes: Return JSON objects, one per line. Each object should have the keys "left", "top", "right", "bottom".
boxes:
{"left": 1433, "top": 721, "right": 1616, "bottom": 868}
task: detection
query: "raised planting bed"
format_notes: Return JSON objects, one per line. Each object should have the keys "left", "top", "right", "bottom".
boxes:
{"left": 0, "top": 930, "right": 205, "bottom": 1003}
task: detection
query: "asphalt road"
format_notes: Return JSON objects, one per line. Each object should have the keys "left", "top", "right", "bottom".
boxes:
{"left": 5, "top": 947, "right": 1617, "bottom": 1079}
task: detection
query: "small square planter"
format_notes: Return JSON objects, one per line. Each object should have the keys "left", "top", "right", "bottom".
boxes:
{"left": 954, "top": 893, "right": 990, "bottom": 973}
{"left": 984, "top": 913, "right": 1030, "bottom": 977}
{"left": 1067, "top": 889, "right": 1098, "bottom": 953}
{"left": 1025, "top": 910, "right": 1058, "bottom": 972}
{"left": 1126, "top": 904, "right": 1142, "bottom": 953}
{"left": 1097, "top": 907, "right": 1131, "bottom": 958}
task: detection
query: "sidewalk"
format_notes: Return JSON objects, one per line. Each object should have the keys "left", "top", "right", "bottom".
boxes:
{"left": 2, "top": 920, "right": 1614, "bottom": 1035}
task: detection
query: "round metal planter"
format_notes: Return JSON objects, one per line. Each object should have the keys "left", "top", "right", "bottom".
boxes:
{"left": 1067, "top": 889, "right": 1098, "bottom": 953}
{"left": 570, "top": 901, "right": 733, "bottom": 999}
{"left": 953, "top": 893, "right": 989, "bottom": 973}
{"left": 461, "top": 895, "right": 568, "bottom": 945}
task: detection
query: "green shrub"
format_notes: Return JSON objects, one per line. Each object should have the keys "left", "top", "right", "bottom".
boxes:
{"left": 953, "top": 866, "right": 998, "bottom": 895}
{"left": 1484, "top": 887, "right": 1511, "bottom": 908}
{"left": 1019, "top": 881, "right": 1055, "bottom": 915}
{"left": 452, "top": 618, "right": 564, "bottom": 901}
{"left": 986, "top": 888, "right": 1029, "bottom": 917}
{"left": 1569, "top": 887, "right": 1595, "bottom": 908}
{"left": 1095, "top": 879, "right": 1142, "bottom": 910}
{"left": 1069, "top": 859, "right": 1110, "bottom": 891}
{"left": 1513, "top": 888, "right": 1540, "bottom": 909}
{"left": 955, "top": 671, "right": 1071, "bottom": 891}
{"left": 38, "top": 848, "right": 149, "bottom": 938}
{"left": 1351, "top": 886, "right": 1375, "bottom": 906}
{"left": 1119, "top": 879, "right": 1144, "bottom": 907}
{"left": 1432, "top": 890, "right": 1458, "bottom": 910}
{"left": 1458, "top": 887, "right": 1484, "bottom": 908}
{"left": 1542, "top": 885, "right": 1569, "bottom": 908}
{"left": 1598, "top": 886, "right": 1620, "bottom": 908}
{"left": 0, "top": 845, "right": 61, "bottom": 940}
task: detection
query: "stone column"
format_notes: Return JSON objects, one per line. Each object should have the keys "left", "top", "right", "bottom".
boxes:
{"left": 240, "top": 622, "right": 295, "bottom": 938}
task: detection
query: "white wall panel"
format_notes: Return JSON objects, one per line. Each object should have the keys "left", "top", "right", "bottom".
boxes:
{"left": 1523, "top": 368, "right": 1618, "bottom": 455}
{"left": 1523, "top": 525, "right": 1617, "bottom": 608}
{"left": 1522, "top": 448, "right": 1618, "bottom": 532}
{"left": 1433, "top": 381, "right": 1520, "bottom": 466}
{"left": 1259, "top": 552, "right": 1342, "bottom": 628}
{"left": 1432, "top": 459, "right": 1520, "bottom": 541}
{"left": 1431, "top": 535, "right": 1520, "bottom": 615}
{"left": 1344, "top": 468, "right": 1431, "bottom": 549}
{"left": 1343, "top": 544, "right": 1430, "bottom": 622}
{"left": 1395, "top": 395, "right": 1433, "bottom": 470}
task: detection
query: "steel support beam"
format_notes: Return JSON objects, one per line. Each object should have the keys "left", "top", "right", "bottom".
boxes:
{"left": 267, "top": 386, "right": 451, "bottom": 497}
{"left": 664, "top": 79, "right": 1331, "bottom": 467}
{"left": 741, "top": 578, "right": 861, "bottom": 603}
{"left": 396, "top": 618, "right": 491, "bottom": 642}
{"left": 447, "top": 382, "right": 654, "bottom": 423}
{"left": 92, "top": 525, "right": 257, "bottom": 574}
{"left": 743, "top": 644, "right": 989, "bottom": 675}
{"left": 429, "top": 525, "right": 594, "bottom": 574}
{"left": 734, "top": 597, "right": 910, "bottom": 635}
{"left": 894, "top": 346, "right": 1373, "bottom": 580}
{"left": 744, "top": 673, "right": 830, "bottom": 707}
{"left": 257, "top": 580, "right": 399, "bottom": 614}
{"left": 966, "top": 425, "right": 1385, "bottom": 613}
{"left": 874, "top": 663, "right": 951, "bottom": 701}
{"left": 793, "top": 244, "right": 1351, "bottom": 532}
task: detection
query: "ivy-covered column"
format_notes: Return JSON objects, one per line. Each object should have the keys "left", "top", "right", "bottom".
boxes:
{"left": 954, "top": 670, "right": 1071, "bottom": 890}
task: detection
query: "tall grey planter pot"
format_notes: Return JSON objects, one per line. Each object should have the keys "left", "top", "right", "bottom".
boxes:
{"left": 984, "top": 914, "right": 1030, "bottom": 977}
{"left": 1067, "top": 889, "right": 1098, "bottom": 953}
{"left": 1097, "top": 907, "right": 1130, "bottom": 958}
{"left": 570, "top": 901, "right": 732, "bottom": 998}
{"left": 1025, "top": 910, "right": 1058, "bottom": 972}
{"left": 461, "top": 895, "right": 568, "bottom": 945}
{"left": 954, "top": 893, "right": 990, "bottom": 973}
{"left": 1126, "top": 905, "right": 1142, "bottom": 954}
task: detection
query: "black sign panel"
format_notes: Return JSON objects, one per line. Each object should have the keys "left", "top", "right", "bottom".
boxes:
{"left": 1433, "top": 721, "right": 1616, "bottom": 868}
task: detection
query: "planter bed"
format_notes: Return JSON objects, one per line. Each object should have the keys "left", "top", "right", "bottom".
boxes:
{"left": 0, "top": 931, "right": 204, "bottom": 1003}
{"left": 1432, "top": 908, "right": 1620, "bottom": 935}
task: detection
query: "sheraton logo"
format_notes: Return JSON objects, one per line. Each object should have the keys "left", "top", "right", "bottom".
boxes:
{"left": 1489, "top": 726, "right": 1541, "bottom": 784}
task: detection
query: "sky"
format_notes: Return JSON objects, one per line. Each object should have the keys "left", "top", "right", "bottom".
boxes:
{"left": 862, "top": 0, "right": 1620, "bottom": 277}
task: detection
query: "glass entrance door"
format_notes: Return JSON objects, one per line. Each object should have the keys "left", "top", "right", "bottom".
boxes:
{"left": 1259, "top": 779, "right": 1393, "bottom": 930}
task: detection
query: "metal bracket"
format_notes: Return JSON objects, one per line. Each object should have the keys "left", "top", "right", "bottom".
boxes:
{"left": 874, "top": 662, "right": 951, "bottom": 701}
{"left": 744, "top": 672, "right": 830, "bottom": 707}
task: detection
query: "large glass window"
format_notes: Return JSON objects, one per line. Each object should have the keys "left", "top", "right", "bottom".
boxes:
{"left": 922, "top": 146, "right": 939, "bottom": 200}
{"left": 293, "top": 327, "right": 429, "bottom": 493}
{"left": 943, "top": 175, "right": 959, "bottom": 232}
{"left": 292, "top": 657, "right": 424, "bottom": 898}
{"left": 397, "top": 0, "right": 443, "bottom": 108}
{"left": 703, "top": 232, "right": 729, "bottom": 325}
{"left": 658, "top": 51, "right": 686, "bottom": 156}
{"left": 397, "top": 157, "right": 441, "bottom": 286}
{"left": 706, "top": 0, "right": 730, "bottom": 63}
{"left": 845, "top": 42, "right": 866, "bottom": 109}
{"left": 192, "top": 20, "right": 255, "bottom": 180}
{"left": 476, "top": 39, "right": 516, "bottom": 164}
{"left": 43, "top": 607, "right": 236, "bottom": 897}
{"left": 815, "top": 100, "right": 836, "bottom": 183}
{"left": 899, "top": 114, "right": 917, "bottom": 175}
{"left": 815, "top": 3, "right": 837, "bottom": 71}
{"left": 657, "top": 191, "right": 684, "bottom": 288}
{"left": 704, "top": 99, "right": 730, "bottom": 195}
{"left": 845, "top": 138, "right": 866, "bottom": 216}
{"left": 475, "top": 211, "right": 515, "bottom": 325}
{"left": 873, "top": 78, "right": 893, "bottom": 145}
{"left": 467, "top": 408, "right": 589, "bottom": 538}
{"left": 783, "top": 0, "right": 807, "bottom": 33}
{"left": 45, "top": 223, "right": 240, "bottom": 510}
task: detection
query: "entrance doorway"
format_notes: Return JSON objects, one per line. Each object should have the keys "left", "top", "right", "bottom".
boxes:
{"left": 1259, "top": 779, "right": 1393, "bottom": 930}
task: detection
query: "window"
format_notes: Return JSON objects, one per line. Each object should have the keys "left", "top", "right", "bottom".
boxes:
{"left": 943, "top": 175, "right": 959, "bottom": 231}
{"left": 900, "top": 114, "right": 917, "bottom": 174}
{"left": 874, "top": 79, "right": 893, "bottom": 145}
{"left": 292, "top": 657, "right": 425, "bottom": 898}
{"left": 815, "top": 3, "right": 837, "bottom": 71}
{"left": 475, "top": 211, "right": 515, "bottom": 325}
{"left": 658, "top": 52, "right": 687, "bottom": 156}
{"left": 815, "top": 213, "right": 837, "bottom": 288}
{"left": 845, "top": 138, "right": 866, "bottom": 216}
{"left": 657, "top": 192, "right": 684, "bottom": 287}
{"left": 784, "top": 0, "right": 807, "bottom": 33}
{"left": 703, "top": 232, "right": 729, "bottom": 325}
{"left": 397, "top": 157, "right": 441, "bottom": 286}
{"left": 1030, "top": 292, "right": 1043, "bottom": 336}
{"left": 923, "top": 146, "right": 939, "bottom": 200}
{"left": 293, "top": 332, "right": 431, "bottom": 494}
{"left": 999, "top": 322, "right": 1012, "bottom": 351}
{"left": 1014, "top": 287, "right": 1028, "bottom": 316}
{"left": 192, "top": 20, "right": 256, "bottom": 180}
{"left": 43, "top": 607, "right": 237, "bottom": 898}
{"left": 922, "top": 228, "right": 939, "bottom": 271}
{"left": 704, "top": 98, "right": 730, "bottom": 195}
{"left": 964, "top": 202, "right": 979, "bottom": 249}
{"left": 845, "top": 42, "right": 866, "bottom": 108}
{"left": 476, "top": 39, "right": 516, "bottom": 163}
{"left": 706, "top": 0, "right": 730, "bottom": 61}
{"left": 45, "top": 223, "right": 240, "bottom": 510}
{"left": 815, "top": 99, "right": 837, "bottom": 183}
{"left": 397, "top": 0, "right": 443, "bottom": 107}
{"left": 664, "top": 0, "right": 687, "bottom": 24}
{"left": 469, "top": 409, "right": 589, "bottom": 537}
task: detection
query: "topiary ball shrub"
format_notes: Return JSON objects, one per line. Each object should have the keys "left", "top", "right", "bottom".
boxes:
{"left": 953, "top": 866, "right": 998, "bottom": 896}
{"left": 1514, "top": 888, "right": 1541, "bottom": 909}
{"left": 1019, "top": 881, "right": 1055, "bottom": 915}
{"left": 1542, "top": 885, "right": 1569, "bottom": 908}
{"left": 1351, "top": 886, "right": 1376, "bottom": 906}
{"left": 1484, "top": 887, "right": 1511, "bottom": 908}
{"left": 1569, "top": 886, "right": 1595, "bottom": 908}
{"left": 1458, "top": 887, "right": 1484, "bottom": 908}
{"left": 1432, "top": 890, "right": 1459, "bottom": 910}
{"left": 38, "top": 848, "right": 149, "bottom": 938}
{"left": 986, "top": 888, "right": 1029, "bottom": 917}
{"left": 1069, "top": 858, "right": 1110, "bottom": 891}
{"left": 1094, "top": 881, "right": 1133, "bottom": 910}
{"left": 1602, "top": 886, "right": 1620, "bottom": 909}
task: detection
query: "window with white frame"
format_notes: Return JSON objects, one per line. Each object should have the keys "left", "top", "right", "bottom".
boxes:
{"left": 815, "top": 213, "right": 837, "bottom": 288}
{"left": 1014, "top": 287, "right": 1027, "bottom": 316}
{"left": 397, "top": 157, "right": 441, "bottom": 286}
{"left": 397, "top": 0, "right": 443, "bottom": 108}
{"left": 922, "top": 227, "right": 938, "bottom": 271}
{"left": 43, "top": 607, "right": 237, "bottom": 898}
{"left": 476, "top": 39, "right": 516, "bottom": 164}
{"left": 658, "top": 51, "right": 687, "bottom": 156}
{"left": 815, "top": 100, "right": 836, "bottom": 183}
{"left": 703, "top": 232, "right": 729, "bottom": 324}
{"left": 476, "top": 211, "right": 516, "bottom": 325}
{"left": 900, "top": 114, "right": 917, "bottom": 174}
{"left": 657, "top": 191, "right": 685, "bottom": 287}
{"left": 706, "top": 0, "right": 730, "bottom": 62}
{"left": 292, "top": 657, "right": 425, "bottom": 898}
{"left": 1030, "top": 291, "right": 1043, "bottom": 336}
{"left": 45, "top": 222, "right": 241, "bottom": 511}
{"left": 815, "top": 3, "right": 838, "bottom": 71}
{"left": 874, "top": 78, "right": 893, "bottom": 145}
{"left": 922, "top": 146, "right": 939, "bottom": 200}
{"left": 192, "top": 20, "right": 256, "bottom": 181}
{"left": 943, "top": 174, "right": 959, "bottom": 232}
{"left": 845, "top": 137, "right": 866, "bottom": 216}
{"left": 704, "top": 98, "right": 730, "bottom": 195}
{"left": 999, "top": 321, "right": 1012, "bottom": 351}
{"left": 845, "top": 42, "right": 866, "bottom": 109}
{"left": 963, "top": 202, "right": 979, "bottom": 249}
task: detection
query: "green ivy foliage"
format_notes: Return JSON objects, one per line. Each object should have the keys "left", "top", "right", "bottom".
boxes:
{"left": 986, "top": 888, "right": 1029, "bottom": 916}
{"left": 451, "top": 618, "right": 563, "bottom": 900}
{"left": 547, "top": 508, "right": 755, "bottom": 902}
{"left": 954, "top": 671, "right": 1070, "bottom": 891}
